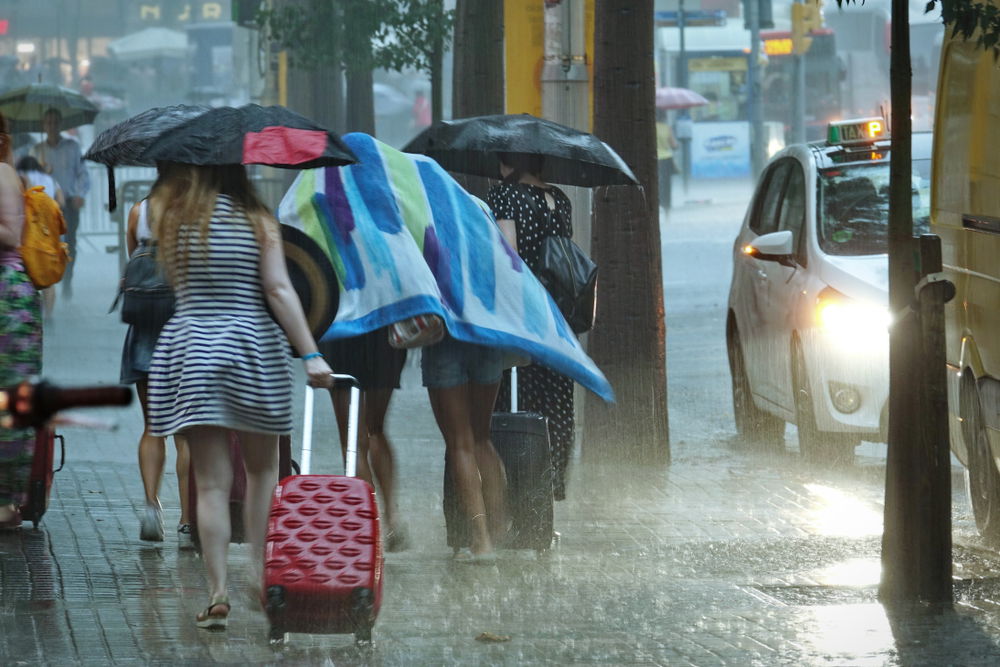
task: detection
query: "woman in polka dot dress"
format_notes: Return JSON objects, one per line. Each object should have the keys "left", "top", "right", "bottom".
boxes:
{"left": 486, "top": 152, "right": 576, "bottom": 501}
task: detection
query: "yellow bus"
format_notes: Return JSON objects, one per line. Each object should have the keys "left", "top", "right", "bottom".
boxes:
{"left": 932, "top": 15, "right": 1000, "bottom": 543}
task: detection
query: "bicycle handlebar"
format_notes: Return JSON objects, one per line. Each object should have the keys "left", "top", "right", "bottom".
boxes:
{"left": 0, "top": 379, "right": 133, "bottom": 429}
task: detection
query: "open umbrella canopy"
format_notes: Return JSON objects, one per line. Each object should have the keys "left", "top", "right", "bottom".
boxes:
{"left": 0, "top": 83, "right": 99, "bottom": 132}
{"left": 84, "top": 104, "right": 209, "bottom": 167}
{"left": 655, "top": 86, "right": 709, "bottom": 110}
{"left": 84, "top": 104, "right": 210, "bottom": 212}
{"left": 108, "top": 27, "right": 188, "bottom": 62}
{"left": 402, "top": 113, "right": 638, "bottom": 187}
{"left": 140, "top": 104, "right": 358, "bottom": 169}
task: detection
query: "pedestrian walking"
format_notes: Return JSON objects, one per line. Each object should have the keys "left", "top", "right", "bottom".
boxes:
{"left": 488, "top": 153, "right": 577, "bottom": 501}
{"left": 31, "top": 108, "right": 89, "bottom": 299}
{"left": 16, "top": 154, "right": 62, "bottom": 318}
{"left": 423, "top": 335, "right": 508, "bottom": 561}
{"left": 0, "top": 111, "right": 41, "bottom": 530}
{"left": 144, "top": 162, "right": 333, "bottom": 630}
{"left": 318, "top": 328, "right": 409, "bottom": 551}
{"left": 656, "top": 112, "right": 678, "bottom": 210}
{"left": 118, "top": 190, "right": 191, "bottom": 546}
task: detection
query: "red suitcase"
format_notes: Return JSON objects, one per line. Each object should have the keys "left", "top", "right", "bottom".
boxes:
{"left": 263, "top": 375, "right": 383, "bottom": 644}
{"left": 22, "top": 427, "right": 64, "bottom": 528}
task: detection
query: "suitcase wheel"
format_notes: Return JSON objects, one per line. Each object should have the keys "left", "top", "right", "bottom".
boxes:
{"left": 350, "top": 588, "right": 375, "bottom": 644}
{"left": 265, "top": 585, "right": 286, "bottom": 616}
{"left": 266, "top": 586, "right": 287, "bottom": 645}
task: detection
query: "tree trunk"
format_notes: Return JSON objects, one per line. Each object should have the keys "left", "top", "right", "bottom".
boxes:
{"left": 429, "top": 0, "right": 445, "bottom": 123}
{"left": 452, "top": 0, "right": 505, "bottom": 118}
{"left": 879, "top": 0, "right": 952, "bottom": 603}
{"left": 277, "top": 0, "right": 344, "bottom": 133}
{"left": 585, "top": 0, "right": 669, "bottom": 464}
{"left": 345, "top": 67, "right": 375, "bottom": 134}
{"left": 451, "top": 0, "right": 505, "bottom": 196}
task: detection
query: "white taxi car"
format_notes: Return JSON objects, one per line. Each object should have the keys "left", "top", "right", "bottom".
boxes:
{"left": 726, "top": 119, "right": 932, "bottom": 463}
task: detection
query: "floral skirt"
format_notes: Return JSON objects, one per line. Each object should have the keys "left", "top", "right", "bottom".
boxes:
{"left": 0, "top": 265, "right": 42, "bottom": 506}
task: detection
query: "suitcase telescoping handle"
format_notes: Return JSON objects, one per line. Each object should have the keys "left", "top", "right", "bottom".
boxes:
{"left": 301, "top": 374, "right": 361, "bottom": 477}
{"left": 510, "top": 365, "right": 518, "bottom": 413}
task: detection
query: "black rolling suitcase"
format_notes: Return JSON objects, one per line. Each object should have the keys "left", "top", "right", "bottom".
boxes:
{"left": 443, "top": 366, "right": 554, "bottom": 553}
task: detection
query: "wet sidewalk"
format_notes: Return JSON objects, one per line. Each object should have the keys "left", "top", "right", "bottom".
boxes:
{"left": 4, "top": 240, "right": 1000, "bottom": 664}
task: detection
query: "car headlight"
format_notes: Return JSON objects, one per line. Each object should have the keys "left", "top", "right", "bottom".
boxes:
{"left": 815, "top": 288, "right": 890, "bottom": 341}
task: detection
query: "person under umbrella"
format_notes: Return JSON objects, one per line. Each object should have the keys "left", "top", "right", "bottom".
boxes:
{"left": 279, "top": 133, "right": 615, "bottom": 563}
{"left": 406, "top": 113, "right": 636, "bottom": 502}
{"left": 487, "top": 152, "right": 578, "bottom": 501}
{"left": 31, "top": 108, "right": 89, "bottom": 300}
{"left": 137, "top": 105, "right": 355, "bottom": 629}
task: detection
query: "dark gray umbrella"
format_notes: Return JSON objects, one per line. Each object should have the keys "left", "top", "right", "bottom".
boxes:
{"left": 84, "top": 104, "right": 209, "bottom": 167}
{"left": 0, "top": 82, "right": 99, "bottom": 133}
{"left": 83, "top": 104, "right": 209, "bottom": 211}
{"left": 139, "top": 104, "right": 358, "bottom": 169}
{"left": 402, "top": 113, "right": 638, "bottom": 187}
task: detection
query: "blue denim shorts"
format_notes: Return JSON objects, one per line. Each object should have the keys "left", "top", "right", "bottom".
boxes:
{"left": 421, "top": 336, "right": 505, "bottom": 388}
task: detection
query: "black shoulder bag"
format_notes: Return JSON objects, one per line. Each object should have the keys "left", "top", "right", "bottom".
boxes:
{"left": 537, "top": 233, "right": 598, "bottom": 334}
{"left": 527, "top": 197, "right": 598, "bottom": 334}
{"left": 110, "top": 240, "right": 176, "bottom": 330}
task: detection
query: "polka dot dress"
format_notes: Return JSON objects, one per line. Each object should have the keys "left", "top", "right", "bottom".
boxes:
{"left": 487, "top": 181, "right": 575, "bottom": 501}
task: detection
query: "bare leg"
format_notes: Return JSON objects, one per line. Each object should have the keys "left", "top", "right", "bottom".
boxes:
{"left": 186, "top": 426, "right": 234, "bottom": 602}
{"left": 469, "top": 381, "right": 507, "bottom": 542}
{"left": 330, "top": 388, "right": 374, "bottom": 483}
{"left": 236, "top": 429, "right": 279, "bottom": 597}
{"left": 365, "top": 388, "right": 399, "bottom": 531}
{"left": 174, "top": 434, "right": 190, "bottom": 525}
{"left": 135, "top": 379, "right": 165, "bottom": 509}
{"left": 428, "top": 385, "right": 493, "bottom": 556}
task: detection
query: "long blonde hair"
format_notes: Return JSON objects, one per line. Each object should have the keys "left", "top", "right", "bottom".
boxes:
{"left": 148, "top": 162, "right": 274, "bottom": 285}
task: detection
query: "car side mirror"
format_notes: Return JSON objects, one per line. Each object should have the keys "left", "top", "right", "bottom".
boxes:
{"left": 743, "top": 230, "right": 795, "bottom": 267}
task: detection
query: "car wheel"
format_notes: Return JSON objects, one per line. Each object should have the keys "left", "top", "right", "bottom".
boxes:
{"left": 792, "top": 339, "right": 854, "bottom": 465}
{"left": 962, "top": 378, "right": 1000, "bottom": 544}
{"left": 728, "top": 323, "right": 783, "bottom": 448}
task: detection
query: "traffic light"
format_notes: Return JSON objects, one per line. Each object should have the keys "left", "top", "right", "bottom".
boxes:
{"left": 791, "top": 0, "right": 824, "bottom": 54}
{"left": 232, "top": 0, "right": 262, "bottom": 29}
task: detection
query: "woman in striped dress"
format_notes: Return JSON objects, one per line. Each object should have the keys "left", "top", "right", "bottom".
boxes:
{"left": 146, "top": 163, "right": 333, "bottom": 630}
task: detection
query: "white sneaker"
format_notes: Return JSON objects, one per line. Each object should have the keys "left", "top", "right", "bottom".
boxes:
{"left": 140, "top": 505, "right": 164, "bottom": 542}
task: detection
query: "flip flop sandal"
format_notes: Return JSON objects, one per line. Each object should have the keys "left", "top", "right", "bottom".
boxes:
{"left": 195, "top": 596, "right": 231, "bottom": 630}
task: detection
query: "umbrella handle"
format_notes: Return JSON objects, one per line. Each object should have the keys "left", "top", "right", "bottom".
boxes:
{"left": 107, "top": 166, "right": 117, "bottom": 213}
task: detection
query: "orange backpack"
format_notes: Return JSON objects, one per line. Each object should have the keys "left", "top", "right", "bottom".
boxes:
{"left": 19, "top": 185, "right": 69, "bottom": 289}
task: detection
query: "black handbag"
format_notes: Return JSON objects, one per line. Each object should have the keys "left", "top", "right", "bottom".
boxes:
{"left": 110, "top": 240, "right": 175, "bottom": 330}
{"left": 536, "top": 235, "right": 597, "bottom": 334}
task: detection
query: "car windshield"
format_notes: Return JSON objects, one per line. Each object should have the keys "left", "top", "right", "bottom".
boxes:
{"left": 817, "top": 158, "right": 931, "bottom": 256}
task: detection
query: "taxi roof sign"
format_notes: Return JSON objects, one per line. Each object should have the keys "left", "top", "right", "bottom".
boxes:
{"left": 827, "top": 117, "right": 889, "bottom": 146}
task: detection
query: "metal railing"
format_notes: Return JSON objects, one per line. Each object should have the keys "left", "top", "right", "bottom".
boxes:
{"left": 78, "top": 165, "right": 291, "bottom": 273}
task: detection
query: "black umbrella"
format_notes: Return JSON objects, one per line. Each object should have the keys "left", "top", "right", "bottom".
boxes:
{"left": 84, "top": 104, "right": 209, "bottom": 211}
{"left": 0, "top": 82, "right": 99, "bottom": 133}
{"left": 85, "top": 104, "right": 209, "bottom": 167}
{"left": 402, "top": 113, "right": 638, "bottom": 187}
{"left": 140, "top": 104, "right": 358, "bottom": 170}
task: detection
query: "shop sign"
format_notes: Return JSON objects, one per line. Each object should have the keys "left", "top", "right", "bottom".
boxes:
{"left": 139, "top": 2, "right": 227, "bottom": 23}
